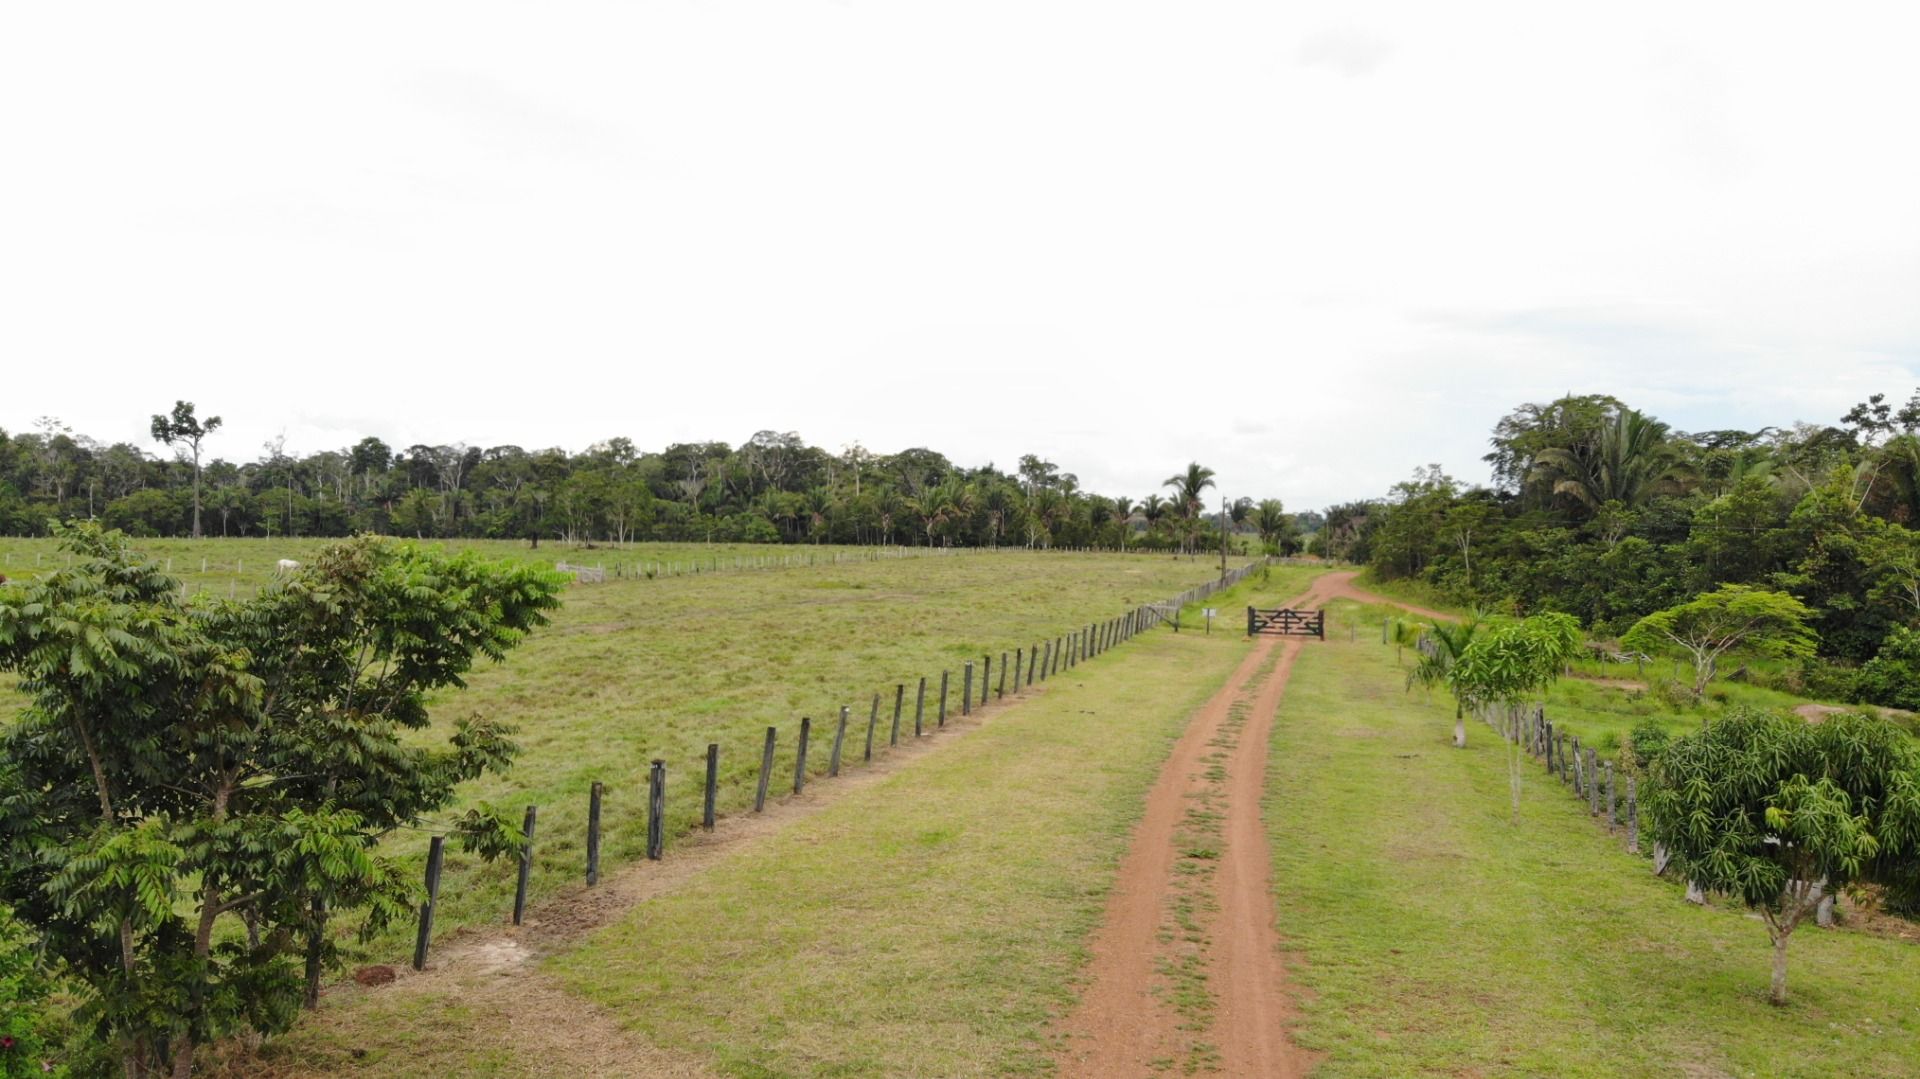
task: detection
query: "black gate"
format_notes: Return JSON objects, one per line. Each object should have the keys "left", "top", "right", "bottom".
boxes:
{"left": 1247, "top": 607, "right": 1325, "bottom": 639}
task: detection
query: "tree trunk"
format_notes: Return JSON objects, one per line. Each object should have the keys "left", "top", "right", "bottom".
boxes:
{"left": 1770, "top": 931, "right": 1791, "bottom": 1005}
{"left": 1453, "top": 704, "right": 1466, "bottom": 748}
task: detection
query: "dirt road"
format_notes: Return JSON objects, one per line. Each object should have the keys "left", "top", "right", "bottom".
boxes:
{"left": 1053, "top": 571, "right": 1408, "bottom": 1077}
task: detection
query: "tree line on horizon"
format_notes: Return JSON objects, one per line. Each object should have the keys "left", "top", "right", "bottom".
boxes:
{"left": 0, "top": 410, "right": 1309, "bottom": 554}
{"left": 1332, "top": 390, "right": 1920, "bottom": 711}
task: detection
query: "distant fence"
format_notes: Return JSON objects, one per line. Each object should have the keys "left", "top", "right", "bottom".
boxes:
{"left": 405, "top": 555, "right": 1278, "bottom": 969}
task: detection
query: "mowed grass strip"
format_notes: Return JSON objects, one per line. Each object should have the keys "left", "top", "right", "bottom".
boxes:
{"left": 539, "top": 604, "right": 1279, "bottom": 1078}
{"left": 1267, "top": 600, "right": 1920, "bottom": 1078}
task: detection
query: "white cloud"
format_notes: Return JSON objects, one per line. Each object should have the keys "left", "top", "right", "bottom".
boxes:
{"left": 1, "top": 1, "right": 1916, "bottom": 511}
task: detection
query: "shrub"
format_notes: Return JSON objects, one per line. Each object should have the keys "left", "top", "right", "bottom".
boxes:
{"left": 1854, "top": 626, "right": 1920, "bottom": 711}
{"left": 1627, "top": 720, "right": 1671, "bottom": 770}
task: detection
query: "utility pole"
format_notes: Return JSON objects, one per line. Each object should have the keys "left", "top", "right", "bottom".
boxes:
{"left": 1220, "top": 495, "right": 1229, "bottom": 582}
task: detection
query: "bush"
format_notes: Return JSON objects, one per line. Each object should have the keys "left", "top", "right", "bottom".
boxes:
{"left": 0, "top": 913, "right": 69, "bottom": 1077}
{"left": 1854, "top": 626, "right": 1920, "bottom": 711}
{"left": 1627, "top": 719, "right": 1671, "bottom": 770}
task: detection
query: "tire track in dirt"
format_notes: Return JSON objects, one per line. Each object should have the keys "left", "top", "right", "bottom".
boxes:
{"left": 1054, "top": 574, "right": 1375, "bottom": 1078}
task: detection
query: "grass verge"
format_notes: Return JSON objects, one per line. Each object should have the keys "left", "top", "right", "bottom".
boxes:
{"left": 1266, "top": 599, "right": 1920, "bottom": 1077}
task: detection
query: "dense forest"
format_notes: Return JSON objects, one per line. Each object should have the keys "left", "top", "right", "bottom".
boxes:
{"left": 1339, "top": 391, "right": 1920, "bottom": 708}
{"left": 0, "top": 410, "right": 1307, "bottom": 553}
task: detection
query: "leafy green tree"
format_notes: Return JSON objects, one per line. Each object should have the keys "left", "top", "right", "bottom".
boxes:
{"left": 1622, "top": 586, "right": 1817, "bottom": 703}
{"left": 1642, "top": 708, "right": 1920, "bottom": 1004}
{"left": 1853, "top": 625, "right": 1920, "bottom": 711}
{"left": 0, "top": 525, "right": 561, "bottom": 1076}
{"left": 148, "top": 401, "right": 222, "bottom": 539}
{"left": 1447, "top": 613, "right": 1581, "bottom": 819}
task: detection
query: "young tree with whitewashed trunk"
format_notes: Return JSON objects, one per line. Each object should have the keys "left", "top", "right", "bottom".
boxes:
{"left": 1448, "top": 613, "right": 1582, "bottom": 822}
{"left": 1643, "top": 708, "right": 1920, "bottom": 1005}
{"left": 1405, "top": 619, "right": 1481, "bottom": 748}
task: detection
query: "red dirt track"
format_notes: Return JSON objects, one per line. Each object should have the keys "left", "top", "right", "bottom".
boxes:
{"left": 1054, "top": 571, "right": 1409, "bottom": 1078}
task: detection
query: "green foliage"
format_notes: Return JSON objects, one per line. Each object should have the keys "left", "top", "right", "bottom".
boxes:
{"left": 1447, "top": 613, "right": 1583, "bottom": 714}
{"left": 1853, "top": 624, "right": 1920, "bottom": 710}
{"left": 1621, "top": 586, "right": 1817, "bottom": 700}
{"left": 1626, "top": 719, "right": 1671, "bottom": 771}
{"left": 0, "top": 524, "right": 562, "bottom": 1075}
{"left": 1643, "top": 707, "right": 1920, "bottom": 1002}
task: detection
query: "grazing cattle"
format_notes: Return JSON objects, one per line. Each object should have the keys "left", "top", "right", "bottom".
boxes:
{"left": 276, "top": 559, "right": 301, "bottom": 574}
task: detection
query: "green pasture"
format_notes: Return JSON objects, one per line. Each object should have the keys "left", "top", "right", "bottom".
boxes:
{"left": 1, "top": 537, "right": 1254, "bottom": 965}
{"left": 255, "top": 564, "right": 1327, "bottom": 1077}
{"left": 1273, "top": 599, "right": 1920, "bottom": 1077}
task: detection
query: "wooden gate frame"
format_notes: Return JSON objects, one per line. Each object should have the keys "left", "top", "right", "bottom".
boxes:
{"left": 1247, "top": 607, "right": 1325, "bottom": 639}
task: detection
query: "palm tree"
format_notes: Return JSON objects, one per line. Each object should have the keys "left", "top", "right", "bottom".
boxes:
{"left": 1406, "top": 619, "right": 1482, "bottom": 748}
{"left": 1529, "top": 408, "right": 1681, "bottom": 515}
{"left": 1109, "top": 496, "right": 1136, "bottom": 548}
{"left": 1253, "top": 498, "right": 1290, "bottom": 550}
{"left": 1163, "top": 462, "right": 1217, "bottom": 553}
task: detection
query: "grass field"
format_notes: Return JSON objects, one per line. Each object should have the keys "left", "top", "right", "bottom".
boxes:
{"left": 0, "top": 535, "right": 1051, "bottom": 596}
{"left": 1267, "top": 597, "right": 1920, "bottom": 1078}
{"left": 0, "top": 536, "right": 1259, "bottom": 966}
{"left": 250, "top": 563, "right": 1331, "bottom": 1077}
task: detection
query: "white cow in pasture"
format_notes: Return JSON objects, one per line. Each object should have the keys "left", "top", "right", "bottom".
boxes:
{"left": 275, "top": 559, "right": 301, "bottom": 574}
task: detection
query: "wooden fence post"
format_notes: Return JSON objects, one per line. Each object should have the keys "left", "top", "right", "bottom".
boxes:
{"left": 755, "top": 727, "right": 776, "bottom": 812}
{"left": 512, "top": 807, "right": 536, "bottom": 926}
{"left": 795, "top": 717, "right": 812, "bottom": 793}
{"left": 647, "top": 759, "right": 666, "bottom": 860}
{"left": 865, "top": 694, "right": 880, "bottom": 761}
{"left": 704, "top": 744, "right": 719, "bottom": 829}
{"left": 1605, "top": 762, "right": 1616, "bottom": 827}
{"left": 998, "top": 652, "right": 1008, "bottom": 698}
{"left": 1627, "top": 776, "right": 1640, "bottom": 853}
{"left": 586, "top": 782, "right": 604, "bottom": 886}
{"left": 892, "top": 684, "right": 904, "bottom": 745}
{"left": 981, "top": 655, "right": 990, "bottom": 706}
{"left": 830, "top": 706, "right": 849, "bottom": 777}
{"left": 915, "top": 677, "right": 926, "bottom": 737}
{"left": 962, "top": 663, "right": 973, "bottom": 717}
{"left": 939, "top": 671, "right": 949, "bottom": 726}
{"left": 1588, "top": 749, "right": 1600, "bottom": 816}
{"left": 412, "top": 834, "right": 445, "bottom": 970}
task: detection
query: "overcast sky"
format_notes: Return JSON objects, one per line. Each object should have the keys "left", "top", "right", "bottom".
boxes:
{"left": 4, "top": 2, "right": 1917, "bottom": 510}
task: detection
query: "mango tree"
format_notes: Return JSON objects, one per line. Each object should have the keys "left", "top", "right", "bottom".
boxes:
{"left": 1643, "top": 708, "right": 1920, "bottom": 1004}
{"left": 1621, "top": 586, "right": 1816, "bottom": 703}
{"left": 1448, "top": 613, "right": 1582, "bottom": 821}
